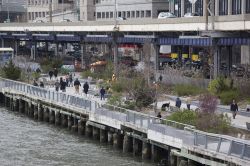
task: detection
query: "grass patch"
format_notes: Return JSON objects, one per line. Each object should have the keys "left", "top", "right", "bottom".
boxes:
{"left": 174, "top": 84, "right": 206, "bottom": 96}
{"left": 168, "top": 110, "right": 197, "bottom": 126}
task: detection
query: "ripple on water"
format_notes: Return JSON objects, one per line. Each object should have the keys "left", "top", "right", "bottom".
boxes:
{"left": 0, "top": 107, "right": 153, "bottom": 166}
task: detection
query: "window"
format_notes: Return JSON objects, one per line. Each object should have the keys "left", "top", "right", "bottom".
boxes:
{"left": 219, "top": 0, "right": 228, "bottom": 15}
{"left": 232, "top": 0, "right": 242, "bottom": 15}
{"left": 146, "top": 10, "right": 151, "bottom": 17}
{"left": 106, "top": 12, "right": 109, "bottom": 18}
{"left": 184, "top": 0, "right": 192, "bottom": 14}
{"left": 136, "top": 11, "right": 140, "bottom": 18}
{"left": 110, "top": 12, "right": 113, "bottom": 18}
{"left": 131, "top": 11, "right": 135, "bottom": 18}
{"left": 127, "top": 11, "right": 130, "bottom": 18}
{"left": 97, "top": 12, "right": 101, "bottom": 18}
{"left": 247, "top": 0, "right": 250, "bottom": 13}
{"left": 141, "top": 11, "right": 145, "bottom": 17}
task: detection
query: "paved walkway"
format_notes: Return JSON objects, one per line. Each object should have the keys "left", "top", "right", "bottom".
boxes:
{"left": 40, "top": 73, "right": 250, "bottom": 130}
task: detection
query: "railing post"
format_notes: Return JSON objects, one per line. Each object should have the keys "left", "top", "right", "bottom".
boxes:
{"left": 216, "top": 138, "right": 222, "bottom": 152}
{"left": 140, "top": 115, "right": 143, "bottom": 127}
{"left": 228, "top": 140, "right": 233, "bottom": 156}
{"left": 194, "top": 132, "right": 197, "bottom": 146}
{"left": 241, "top": 144, "right": 246, "bottom": 159}
{"left": 205, "top": 135, "right": 208, "bottom": 149}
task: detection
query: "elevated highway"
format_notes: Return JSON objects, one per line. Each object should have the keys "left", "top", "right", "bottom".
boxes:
{"left": 0, "top": 14, "right": 250, "bottom": 32}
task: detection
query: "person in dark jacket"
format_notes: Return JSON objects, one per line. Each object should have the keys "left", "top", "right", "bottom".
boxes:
{"left": 55, "top": 79, "right": 60, "bottom": 92}
{"left": 39, "top": 81, "right": 44, "bottom": 88}
{"left": 83, "top": 82, "right": 89, "bottom": 95}
{"left": 48, "top": 70, "right": 53, "bottom": 80}
{"left": 33, "top": 80, "right": 38, "bottom": 86}
{"left": 100, "top": 87, "right": 106, "bottom": 100}
{"left": 230, "top": 99, "right": 238, "bottom": 119}
{"left": 69, "top": 73, "right": 73, "bottom": 87}
{"left": 60, "top": 79, "right": 67, "bottom": 92}
{"left": 175, "top": 97, "right": 182, "bottom": 108}
{"left": 74, "top": 78, "right": 81, "bottom": 94}
{"left": 53, "top": 68, "right": 58, "bottom": 78}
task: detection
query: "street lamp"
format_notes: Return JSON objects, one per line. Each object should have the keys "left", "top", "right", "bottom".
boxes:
{"left": 113, "top": 0, "right": 119, "bottom": 76}
{"left": 6, "top": 0, "right": 10, "bottom": 23}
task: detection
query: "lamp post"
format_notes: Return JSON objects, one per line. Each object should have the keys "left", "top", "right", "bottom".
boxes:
{"left": 113, "top": 0, "right": 119, "bottom": 76}
{"left": 62, "top": 0, "right": 64, "bottom": 20}
{"left": 7, "top": 0, "right": 10, "bottom": 23}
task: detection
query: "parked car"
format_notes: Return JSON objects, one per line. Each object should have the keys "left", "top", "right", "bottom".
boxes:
{"left": 184, "top": 12, "right": 200, "bottom": 17}
{"left": 33, "top": 20, "right": 45, "bottom": 23}
{"left": 116, "top": 17, "right": 126, "bottom": 21}
{"left": 158, "top": 12, "right": 176, "bottom": 19}
{"left": 60, "top": 19, "right": 72, "bottom": 22}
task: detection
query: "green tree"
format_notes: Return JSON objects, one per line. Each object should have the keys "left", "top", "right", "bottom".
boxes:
{"left": 3, "top": 60, "right": 21, "bottom": 80}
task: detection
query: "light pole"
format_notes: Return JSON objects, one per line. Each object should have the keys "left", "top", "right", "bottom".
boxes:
{"left": 7, "top": 0, "right": 10, "bottom": 23}
{"left": 113, "top": 0, "right": 119, "bottom": 76}
{"left": 62, "top": 0, "right": 64, "bottom": 20}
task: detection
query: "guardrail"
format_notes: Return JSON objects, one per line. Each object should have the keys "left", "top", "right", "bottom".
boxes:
{"left": 1, "top": 78, "right": 94, "bottom": 112}
{"left": 190, "top": 128, "right": 250, "bottom": 161}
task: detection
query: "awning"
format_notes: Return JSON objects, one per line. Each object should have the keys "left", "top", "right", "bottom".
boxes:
{"left": 217, "top": 38, "right": 250, "bottom": 45}
{"left": 35, "top": 36, "right": 54, "bottom": 41}
{"left": 57, "top": 36, "right": 81, "bottom": 42}
{"left": 158, "top": 38, "right": 212, "bottom": 46}
{"left": 84, "top": 37, "right": 112, "bottom": 43}
{"left": 118, "top": 37, "right": 153, "bottom": 44}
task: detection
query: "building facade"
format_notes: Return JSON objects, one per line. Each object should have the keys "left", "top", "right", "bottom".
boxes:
{"left": 92, "top": 0, "right": 169, "bottom": 20}
{"left": 0, "top": 0, "right": 26, "bottom": 23}
{"left": 26, "top": 0, "right": 75, "bottom": 22}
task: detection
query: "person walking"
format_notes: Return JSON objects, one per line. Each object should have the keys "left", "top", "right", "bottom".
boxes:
{"left": 54, "top": 68, "right": 58, "bottom": 78}
{"left": 230, "top": 99, "right": 238, "bottom": 119}
{"left": 60, "top": 79, "right": 67, "bottom": 92}
{"left": 33, "top": 80, "right": 38, "bottom": 86}
{"left": 39, "top": 81, "right": 44, "bottom": 88}
{"left": 55, "top": 79, "right": 60, "bottom": 92}
{"left": 83, "top": 82, "right": 89, "bottom": 96}
{"left": 74, "top": 78, "right": 81, "bottom": 94}
{"left": 175, "top": 97, "right": 182, "bottom": 108}
{"left": 100, "top": 87, "right": 106, "bottom": 100}
{"left": 48, "top": 70, "right": 53, "bottom": 80}
{"left": 69, "top": 73, "right": 73, "bottom": 87}
{"left": 186, "top": 97, "right": 191, "bottom": 110}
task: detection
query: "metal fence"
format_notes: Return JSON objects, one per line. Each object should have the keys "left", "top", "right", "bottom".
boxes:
{"left": 193, "top": 130, "right": 250, "bottom": 161}
{"left": 1, "top": 78, "right": 94, "bottom": 112}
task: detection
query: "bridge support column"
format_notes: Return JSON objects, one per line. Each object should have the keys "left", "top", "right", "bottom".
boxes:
{"left": 1, "top": 38, "right": 4, "bottom": 48}
{"left": 49, "top": 109, "right": 55, "bottom": 124}
{"left": 123, "top": 134, "right": 133, "bottom": 153}
{"left": 92, "top": 127, "right": 100, "bottom": 140}
{"left": 29, "top": 104, "right": 34, "bottom": 118}
{"left": 133, "top": 138, "right": 142, "bottom": 156}
{"left": 55, "top": 111, "right": 61, "bottom": 126}
{"left": 177, "top": 157, "right": 187, "bottom": 166}
{"left": 19, "top": 99, "right": 25, "bottom": 113}
{"left": 9, "top": 97, "right": 13, "bottom": 111}
{"left": 213, "top": 46, "right": 221, "bottom": 78}
{"left": 4, "top": 96, "right": 8, "bottom": 107}
{"left": 113, "top": 132, "right": 123, "bottom": 149}
{"left": 44, "top": 108, "right": 50, "bottom": 122}
{"left": 61, "top": 114, "right": 68, "bottom": 128}
{"left": 13, "top": 99, "right": 19, "bottom": 112}
{"left": 71, "top": 117, "right": 78, "bottom": 132}
{"left": 142, "top": 142, "right": 151, "bottom": 160}
{"left": 188, "top": 159, "right": 197, "bottom": 166}
{"left": 78, "top": 119, "right": 86, "bottom": 135}
{"left": 108, "top": 131, "right": 113, "bottom": 144}
{"left": 170, "top": 152, "right": 177, "bottom": 166}
{"left": 68, "top": 116, "right": 73, "bottom": 130}
{"left": 100, "top": 129, "right": 107, "bottom": 143}
{"left": 38, "top": 104, "right": 43, "bottom": 121}
{"left": 24, "top": 101, "right": 29, "bottom": 115}
{"left": 85, "top": 125, "right": 92, "bottom": 137}
{"left": 151, "top": 145, "right": 161, "bottom": 162}
{"left": 34, "top": 105, "right": 38, "bottom": 120}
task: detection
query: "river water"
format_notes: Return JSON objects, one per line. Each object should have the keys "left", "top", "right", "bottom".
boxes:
{"left": 0, "top": 107, "right": 152, "bottom": 166}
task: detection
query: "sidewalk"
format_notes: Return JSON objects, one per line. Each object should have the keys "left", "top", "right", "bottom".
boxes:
{"left": 161, "top": 94, "right": 250, "bottom": 130}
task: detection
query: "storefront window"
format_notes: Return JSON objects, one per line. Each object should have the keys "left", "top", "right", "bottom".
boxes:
{"left": 246, "top": 0, "right": 250, "bottom": 13}
{"left": 195, "top": 0, "right": 203, "bottom": 16}
{"left": 219, "top": 0, "right": 228, "bottom": 15}
{"left": 232, "top": 0, "right": 241, "bottom": 15}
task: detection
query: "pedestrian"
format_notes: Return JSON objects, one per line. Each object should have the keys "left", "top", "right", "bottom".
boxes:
{"left": 39, "top": 81, "right": 44, "bottom": 88}
{"left": 55, "top": 79, "right": 60, "bottom": 92}
{"left": 66, "top": 74, "right": 69, "bottom": 87}
{"left": 74, "top": 78, "right": 81, "bottom": 94}
{"left": 83, "top": 82, "right": 89, "bottom": 95}
{"left": 230, "top": 99, "right": 238, "bottom": 119}
{"left": 100, "top": 87, "right": 106, "bottom": 100}
{"left": 186, "top": 97, "right": 191, "bottom": 110}
{"left": 33, "top": 80, "right": 38, "bottom": 86}
{"left": 48, "top": 70, "right": 53, "bottom": 80}
{"left": 60, "top": 79, "right": 67, "bottom": 92}
{"left": 159, "top": 75, "right": 163, "bottom": 82}
{"left": 156, "top": 112, "right": 162, "bottom": 118}
{"left": 54, "top": 68, "right": 58, "bottom": 78}
{"left": 69, "top": 73, "right": 73, "bottom": 87}
{"left": 175, "top": 97, "right": 182, "bottom": 108}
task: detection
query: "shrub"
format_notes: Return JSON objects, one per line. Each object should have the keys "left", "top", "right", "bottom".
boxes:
{"left": 123, "top": 100, "right": 136, "bottom": 110}
{"left": 31, "top": 72, "right": 40, "bottom": 81}
{"left": 219, "top": 90, "right": 240, "bottom": 105}
{"left": 174, "top": 84, "right": 206, "bottom": 96}
{"left": 107, "top": 93, "right": 122, "bottom": 106}
{"left": 208, "top": 77, "right": 231, "bottom": 95}
{"left": 3, "top": 60, "right": 21, "bottom": 80}
{"left": 199, "top": 93, "right": 218, "bottom": 114}
{"left": 168, "top": 110, "right": 198, "bottom": 126}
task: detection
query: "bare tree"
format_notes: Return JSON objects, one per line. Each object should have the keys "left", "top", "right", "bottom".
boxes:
{"left": 142, "top": 40, "right": 154, "bottom": 86}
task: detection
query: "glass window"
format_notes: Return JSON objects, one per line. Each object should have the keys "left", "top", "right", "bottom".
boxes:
{"left": 195, "top": 0, "right": 203, "bottom": 16}
{"left": 232, "top": 0, "right": 242, "bottom": 15}
{"left": 184, "top": 0, "right": 192, "bottom": 14}
{"left": 246, "top": 0, "right": 250, "bottom": 13}
{"left": 219, "top": 0, "right": 228, "bottom": 15}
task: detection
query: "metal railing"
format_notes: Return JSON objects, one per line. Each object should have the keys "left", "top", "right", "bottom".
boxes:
{"left": 1, "top": 78, "right": 94, "bottom": 112}
{"left": 191, "top": 129, "right": 250, "bottom": 161}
